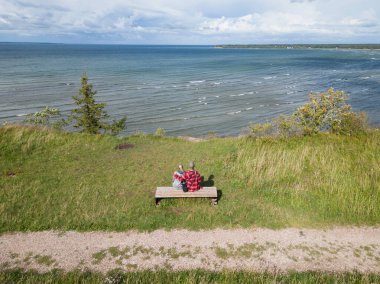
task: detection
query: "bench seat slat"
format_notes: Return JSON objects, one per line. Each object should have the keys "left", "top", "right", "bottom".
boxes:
{"left": 155, "top": 187, "right": 217, "bottom": 198}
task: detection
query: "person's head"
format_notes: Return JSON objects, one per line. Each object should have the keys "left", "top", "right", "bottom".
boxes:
{"left": 189, "top": 160, "right": 195, "bottom": 170}
{"left": 178, "top": 164, "right": 184, "bottom": 171}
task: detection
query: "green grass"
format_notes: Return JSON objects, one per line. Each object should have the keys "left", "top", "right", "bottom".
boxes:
{"left": 1, "top": 125, "right": 380, "bottom": 232}
{"left": 1, "top": 269, "right": 380, "bottom": 284}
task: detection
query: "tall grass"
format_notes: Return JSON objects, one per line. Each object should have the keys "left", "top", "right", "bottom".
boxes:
{"left": 1, "top": 125, "right": 380, "bottom": 232}
{"left": 1, "top": 269, "right": 380, "bottom": 284}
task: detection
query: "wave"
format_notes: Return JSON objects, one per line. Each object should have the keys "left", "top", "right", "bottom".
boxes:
{"left": 264, "top": 76, "right": 277, "bottom": 80}
{"left": 227, "top": 110, "right": 242, "bottom": 115}
{"left": 189, "top": 80, "right": 205, "bottom": 84}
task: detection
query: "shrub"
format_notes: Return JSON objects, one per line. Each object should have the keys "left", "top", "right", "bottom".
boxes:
{"left": 338, "top": 111, "right": 368, "bottom": 135}
{"left": 154, "top": 128, "right": 166, "bottom": 137}
{"left": 250, "top": 88, "right": 368, "bottom": 137}
{"left": 24, "top": 106, "right": 67, "bottom": 129}
{"left": 292, "top": 88, "right": 353, "bottom": 135}
{"left": 249, "top": 123, "right": 273, "bottom": 137}
{"left": 272, "top": 115, "right": 300, "bottom": 137}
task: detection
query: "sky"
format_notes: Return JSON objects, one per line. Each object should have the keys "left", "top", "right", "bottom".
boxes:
{"left": 0, "top": 0, "right": 379, "bottom": 44}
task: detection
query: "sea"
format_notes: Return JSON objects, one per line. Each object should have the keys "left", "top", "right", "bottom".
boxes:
{"left": 0, "top": 43, "right": 379, "bottom": 136}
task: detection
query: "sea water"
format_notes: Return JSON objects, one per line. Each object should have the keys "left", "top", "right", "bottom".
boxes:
{"left": 0, "top": 43, "right": 379, "bottom": 136}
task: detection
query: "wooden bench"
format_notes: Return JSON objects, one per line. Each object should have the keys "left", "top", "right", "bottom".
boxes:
{"left": 155, "top": 187, "right": 218, "bottom": 206}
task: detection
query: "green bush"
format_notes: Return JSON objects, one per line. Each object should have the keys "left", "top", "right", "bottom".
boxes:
{"left": 23, "top": 106, "right": 66, "bottom": 129}
{"left": 250, "top": 88, "right": 368, "bottom": 137}
{"left": 154, "top": 127, "right": 166, "bottom": 137}
{"left": 249, "top": 123, "right": 273, "bottom": 137}
{"left": 292, "top": 88, "right": 355, "bottom": 135}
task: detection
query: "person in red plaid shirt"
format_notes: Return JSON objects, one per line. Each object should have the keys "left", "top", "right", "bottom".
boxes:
{"left": 184, "top": 161, "right": 202, "bottom": 192}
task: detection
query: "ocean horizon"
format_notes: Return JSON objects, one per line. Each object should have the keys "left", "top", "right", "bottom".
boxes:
{"left": 1, "top": 42, "right": 379, "bottom": 136}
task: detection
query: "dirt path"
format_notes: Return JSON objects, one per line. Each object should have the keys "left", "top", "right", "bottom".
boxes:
{"left": 1, "top": 227, "right": 380, "bottom": 273}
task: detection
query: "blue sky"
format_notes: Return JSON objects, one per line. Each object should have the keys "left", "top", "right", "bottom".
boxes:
{"left": 0, "top": 0, "right": 379, "bottom": 44}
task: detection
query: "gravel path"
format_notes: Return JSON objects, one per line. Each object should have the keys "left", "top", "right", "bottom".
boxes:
{"left": 1, "top": 227, "right": 380, "bottom": 273}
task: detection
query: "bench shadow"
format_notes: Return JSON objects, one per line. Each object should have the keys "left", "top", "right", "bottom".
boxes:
{"left": 201, "top": 174, "right": 215, "bottom": 187}
{"left": 217, "top": 189, "right": 223, "bottom": 203}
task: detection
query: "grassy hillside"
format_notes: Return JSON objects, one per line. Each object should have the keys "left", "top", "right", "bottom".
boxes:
{"left": 1, "top": 125, "right": 380, "bottom": 232}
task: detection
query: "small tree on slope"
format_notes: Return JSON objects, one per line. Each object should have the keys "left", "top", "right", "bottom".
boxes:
{"left": 71, "top": 74, "right": 126, "bottom": 135}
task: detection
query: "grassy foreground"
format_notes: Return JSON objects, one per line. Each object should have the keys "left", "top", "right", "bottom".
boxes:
{"left": 1, "top": 125, "right": 380, "bottom": 232}
{"left": 1, "top": 269, "right": 380, "bottom": 284}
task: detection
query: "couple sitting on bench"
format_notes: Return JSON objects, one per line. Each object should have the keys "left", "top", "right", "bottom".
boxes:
{"left": 172, "top": 161, "right": 201, "bottom": 192}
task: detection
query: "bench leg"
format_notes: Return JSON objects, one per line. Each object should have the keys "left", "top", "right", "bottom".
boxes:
{"left": 211, "top": 198, "right": 218, "bottom": 206}
{"left": 155, "top": 198, "right": 161, "bottom": 207}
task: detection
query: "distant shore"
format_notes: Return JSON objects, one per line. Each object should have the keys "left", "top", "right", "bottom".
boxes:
{"left": 215, "top": 44, "right": 380, "bottom": 50}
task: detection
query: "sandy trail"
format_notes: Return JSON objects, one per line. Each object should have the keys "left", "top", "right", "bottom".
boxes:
{"left": 1, "top": 227, "right": 380, "bottom": 273}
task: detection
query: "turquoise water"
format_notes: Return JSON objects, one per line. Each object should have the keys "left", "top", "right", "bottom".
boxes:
{"left": 0, "top": 43, "right": 379, "bottom": 136}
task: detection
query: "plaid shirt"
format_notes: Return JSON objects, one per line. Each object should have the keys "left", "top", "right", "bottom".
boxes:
{"left": 184, "top": 170, "right": 201, "bottom": 191}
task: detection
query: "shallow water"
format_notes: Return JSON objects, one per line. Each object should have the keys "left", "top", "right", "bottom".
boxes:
{"left": 1, "top": 43, "right": 379, "bottom": 136}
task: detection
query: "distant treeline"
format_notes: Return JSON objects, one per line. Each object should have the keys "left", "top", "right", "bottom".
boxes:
{"left": 215, "top": 44, "right": 380, "bottom": 50}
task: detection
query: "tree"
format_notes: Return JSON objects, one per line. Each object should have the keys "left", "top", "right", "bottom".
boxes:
{"left": 71, "top": 74, "right": 126, "bottom": 135}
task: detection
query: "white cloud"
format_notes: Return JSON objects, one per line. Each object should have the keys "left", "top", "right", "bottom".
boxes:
{"left": 0, "top": 0, "right": 379, "bottom": 43}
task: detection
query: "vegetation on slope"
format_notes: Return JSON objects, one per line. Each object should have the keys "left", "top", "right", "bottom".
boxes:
{"left": 1, "top": 124, "right": 379, "bottom": 232}
{"left": 1, "top": 269, "right": 380, "bottom": 284}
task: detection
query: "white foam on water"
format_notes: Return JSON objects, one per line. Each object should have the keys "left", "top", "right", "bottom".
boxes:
{"left": 17, "top": 113, "right": 27, "bottom": 117}
{"left": 285, "top": 73, "right": 290, "bottom": 76}
{"left": 264, "top": 76, "right": 276, "bottom": 80}
{"left": 259, "top": 105, "right": 264, "bottom": 107}
{"left": 183, "top": 117, "right": 188, "bottom": 120}
{"left": 246, "top": 107, "right": 253, "bottom": 110}
{"left": 204, "top": 103, "right": 208, "bottom": 105}
{"left": 189, "top": 80, "right": 205, "bottom": 84}
{"left": 275, "top": 104, "right": 280, "bottom": 106}
{"left": 213, "top": 82, "right": 222, "bottom": 85}
{"left": 214, "top": 95, "right": 220, "bottom": 98}
{"left": 286, "top": 91, "right": 294, "bottom": 95}
{"left": 227, "top": 111, "right": 242, "bottom": 115}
